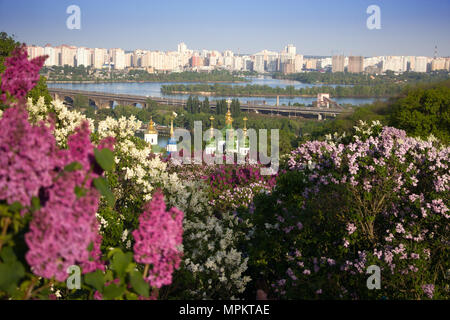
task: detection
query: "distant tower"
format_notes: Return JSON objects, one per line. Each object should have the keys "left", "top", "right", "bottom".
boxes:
{"left": 239, "top": 117, "right": 250, "bottom": 156}
{"left": 166, "top": 118, "right": 178, "bottom": 154}
{"left": 205, "top": 116, "right": 216, "bottom": 155}
{"left": 434, "top": 45, "right": 438, "bottom": 59}
{"left": 144, "top": 117, "right": 158, "bottom": 146}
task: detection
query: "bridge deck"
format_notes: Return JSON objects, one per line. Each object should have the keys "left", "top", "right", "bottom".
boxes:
{"left": 48, "top": 88, "right": 350, "bottom": 115}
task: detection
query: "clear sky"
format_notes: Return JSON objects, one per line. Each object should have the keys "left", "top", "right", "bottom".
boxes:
{"left": 0, "top": 0, "right": 449, "bottom": 56}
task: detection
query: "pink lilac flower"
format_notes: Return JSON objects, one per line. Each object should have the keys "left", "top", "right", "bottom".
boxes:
{"left": 346, "top": 223, "right": 357, "bottom": 235}
{"left": 133, "top": 190, "right": 184, "bottom": 288}
{"left": 25, "top": 121, "right": 111, "bottom": 281}
{"left": 0, "top": 45, "right": 47, "bottom": 102}
{"left": 0, "top": 105, "right": 56, "bottom": 208}
{"left": 422, "top": 284, "right": 434, "bottom": 299}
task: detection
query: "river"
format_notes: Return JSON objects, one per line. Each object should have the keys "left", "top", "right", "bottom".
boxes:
{"left": 48, "top": 76, "right": 382, "bottom": 106}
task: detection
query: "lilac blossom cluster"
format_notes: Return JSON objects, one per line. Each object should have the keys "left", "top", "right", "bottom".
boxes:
{"left": 0, "top": 45, "right": 46, "bottom": 103}
{"left": 133, "top": 190, "right": 184, "bottom": 288}
{"left": 24, "top": 121, "right": 112, "bottom": 281}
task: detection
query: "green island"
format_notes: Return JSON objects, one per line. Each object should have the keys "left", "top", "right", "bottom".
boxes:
{"left": 160, "top": 82, "right": 411, "bottom": 98}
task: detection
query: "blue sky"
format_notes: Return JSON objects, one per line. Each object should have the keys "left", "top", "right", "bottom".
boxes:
{"left": 0, "top": 0, "right": 449, "bottom": 56}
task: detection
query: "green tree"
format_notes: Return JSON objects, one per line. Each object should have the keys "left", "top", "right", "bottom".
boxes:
{"left": 201, "top": 97, "right": 210, "bottom": 113}
{"left": 390, "top": 83, "right": 450, "bottom": 143}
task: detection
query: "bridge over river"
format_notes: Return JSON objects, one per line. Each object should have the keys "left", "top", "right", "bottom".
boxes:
{"left": 48, "top": 88, "right": 351, "bottom": 120}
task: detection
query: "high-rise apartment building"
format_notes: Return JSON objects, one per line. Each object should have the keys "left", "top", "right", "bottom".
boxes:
{"left": 76, "top": 47, "right": 91, "bottom": 67}
{"left": 332, "top": 55, "right": 345, "bottom": 72}
{"left": 348, "top": 56, "right": 364, "bottom": 73}
{"left": 414, "top": 56, "right": 428, "bottom": 72}
{"left": 93, "top": 48, "right": 107, "bottom": 69}
{"left": 285, "top": 44, "right": 296, "bottom": 56}
{"left": 44, "top": 45, "right": 57, "bottom": 66}
{"left": 60, "top": 45, "right": 76, "bottom": 67}
{"left": 304, "top": 58, "right": 318, "bottom": 70}
{"left": 177, "top": 42, "right": 187, "bottom": 54}
{"left": 110, "top": 48, "right": 125, "bottom": 69}
{"left": 431, "top": 58, "right": 446, "bottom": 71}
{"left": 382, "top": 56, "right": 407, "bottom": 73}
{"left": 294, "top": 54, "right": 304, "bottom": 72}
{"left": 254, "top": 53, "right": 266, "bottom": 73}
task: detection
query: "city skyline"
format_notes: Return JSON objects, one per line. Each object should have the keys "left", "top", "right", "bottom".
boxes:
{"left": 1, "top": 0, "right": 450, "bottom": 57}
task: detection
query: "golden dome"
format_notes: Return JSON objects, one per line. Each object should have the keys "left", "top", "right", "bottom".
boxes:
{"left": 225, "top": 99, "right": 233, "bottom": 127}
{"left": 147, "top": 117, "right": 157, "bottom": 134}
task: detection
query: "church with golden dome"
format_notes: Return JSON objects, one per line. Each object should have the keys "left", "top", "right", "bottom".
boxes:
{"left": 144, "top": 117, "right": 158, "bottom": 146}
{"left": 206, "top": 99, "right": 250, "bottom": 156}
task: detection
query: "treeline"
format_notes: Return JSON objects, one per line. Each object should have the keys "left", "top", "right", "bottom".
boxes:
{"left": 272, "top": 71, "right": 450, "bottom": 85}
{"left": 185, "top": 96, "right": 241, "bottom": 116}
{"left": 161, "top": 83, "right": 407, "bottom": 98}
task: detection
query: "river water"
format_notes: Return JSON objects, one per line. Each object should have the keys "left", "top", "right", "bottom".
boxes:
{"left": 48, "top": 76, "right": 381, "bottom": 106}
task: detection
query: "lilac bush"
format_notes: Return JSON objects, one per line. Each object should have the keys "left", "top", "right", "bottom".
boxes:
{"left": 249, "top": 121, "right": 449, "bottom": 299}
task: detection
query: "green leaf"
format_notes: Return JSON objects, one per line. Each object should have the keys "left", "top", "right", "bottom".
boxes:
{"left": 31, "top": 196, "right": 41, "bottom": 211}
{"left": 125, "top": 292, "right": 138, "bottom": 300}
{"left": 129, "top": 270, "right": 149, "bottom": 297}
{"left": 94, "top": 148, "right": 115, "bottom": 172}
{"left": 74, "top": 186, "right": 87, "bottom": 198}
{"left": 84, "top": 270, "right": 105, "bottom": 292}
{"left": 102, "top": 283, "right": 125, "bottom": 300}
{"left": 93, "top": 177, "right": 115, "bottom": 207}
{"left": 64, "top": 161, "right": 83, "bottom": 172}
{"left": 0, "top": 246, "right": 17, "bottom": 263}
{"left": 8, "top": 202, "right": 23, "bottom": 213}
{"left": 0, "top": 260, "right": 25, "bottom": 295}
{"left": 111, "top": 250, "right": 133, "bottom": 277}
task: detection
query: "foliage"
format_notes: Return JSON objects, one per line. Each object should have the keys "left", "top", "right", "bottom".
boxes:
{"left": 390, "top": 81, "right": 450, "bottom": 144}
{"left": 247, "top": 121, "right": 449, "bottom": 299}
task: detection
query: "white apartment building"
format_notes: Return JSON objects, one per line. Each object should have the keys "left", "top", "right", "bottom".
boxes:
{"left": 414, "top": 56, "right": 428, "bottom": 72}
{"left": 317, "top": 57, "right": 332, "bottom": 69}
{"left": 253, "top": 52, "right": 266, "bottom": 73}
{"left": 60, "top": 45, "right": 76, "bottom": 67}
{"left": 76, "top": 47, "right": 91, "bottom": 67}
{"left": 382, "top": 56, "right": 407, "bottom": 73}
{"left": 295, "top": 54, "right": 304, "bottom": 72}
{"left": 44, "top": 45, "right": 58, "bottom": 66}
{"left": 93, "top": 48, "right": 108, "bottom": 69}
{"left": 285, "top": 44, "right": 296, "bottom": 56}
{"left": 110, "top": 48, "right": 125, "bottom": 70}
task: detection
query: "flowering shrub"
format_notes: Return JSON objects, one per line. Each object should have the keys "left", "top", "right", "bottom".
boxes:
{"left": 207, "top": 164, "right": 277, "bottom": 211}
{"left": 93, "top": 116, "right": 252, "bottom": 299}
{"left": 0, "top": 48, "right": 183, "bottom": 300}
{"left": 25, "top": 120, "right": 106, "bottom": 281}
{"left": 133, "top": 190, "right": 183, "bottom": 288}
{"left": 248, "top": 121, "right": 449, "bottom": 299}
{"left": 26, "top": 96, "right": 94, "bottom": 147}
